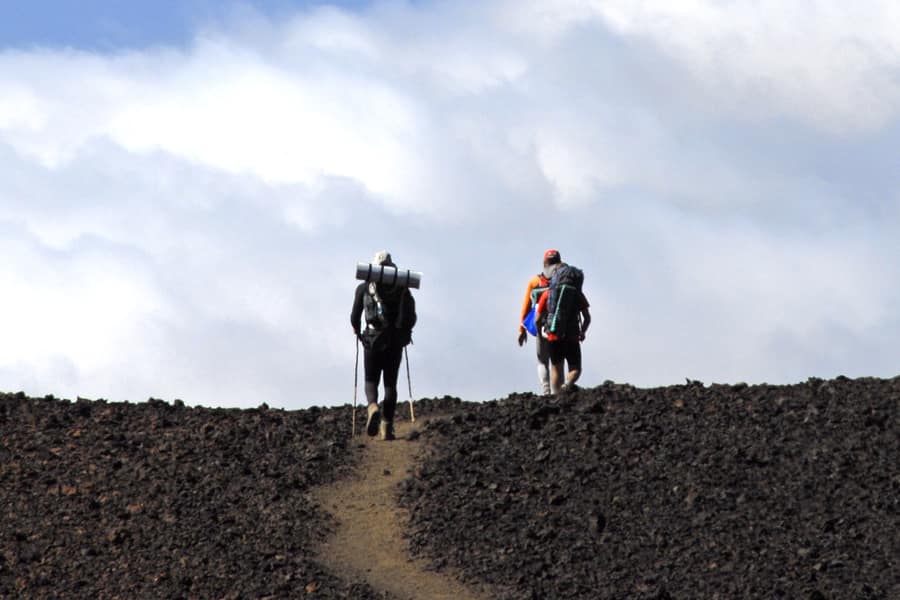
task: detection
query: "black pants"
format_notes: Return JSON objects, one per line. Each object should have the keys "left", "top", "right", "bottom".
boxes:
{"left": 364, "top": 344, "right": 403, "bottom": 387}
{"left": 364, "top": 343, "right": 403, "bottom": 421}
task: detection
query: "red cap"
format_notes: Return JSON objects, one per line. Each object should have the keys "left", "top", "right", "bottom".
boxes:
{"left": 543, "top": 249, "right": 561, "bottom": 265}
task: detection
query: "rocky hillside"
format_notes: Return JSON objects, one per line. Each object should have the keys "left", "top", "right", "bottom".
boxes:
{"left": 0, "top": 394, "right": 385, "bottom": 599}
{"left": 2, "top": 378, "right": 898, "bottom": 598}
{"left": 400, "top": 378, "right": 899, "bottom": 599}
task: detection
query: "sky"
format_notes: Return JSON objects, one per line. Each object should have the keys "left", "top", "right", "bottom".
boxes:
{"left": 1, "top": 0, "right": 898, "bottom": 409}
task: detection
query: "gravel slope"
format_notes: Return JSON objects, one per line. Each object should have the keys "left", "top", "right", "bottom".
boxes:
{"left": 0, "top": 394, "right": 387, "bottom": 599}
{"left": 399, "top": 378, "right": 899, "bottom": 599}
{"left": 2, "top": 379, "right": 897, "bottom": 599}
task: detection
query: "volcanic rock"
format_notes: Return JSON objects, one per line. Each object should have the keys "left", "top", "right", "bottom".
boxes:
{"left": 0, "top": 393, "right": 391, "bottom": 599}
{"left": 398, "top": 377, "right": 899, "bottom": 599}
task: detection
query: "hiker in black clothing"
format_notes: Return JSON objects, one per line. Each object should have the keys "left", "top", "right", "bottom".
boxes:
{"left": 350, "top": 251, "right": 417, "bottom": 441}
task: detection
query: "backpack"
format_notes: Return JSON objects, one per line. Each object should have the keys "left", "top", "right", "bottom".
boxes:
{"left": 363, "top": 283, "right": 416, "bottom": 347}
{"left": 545, "top": 264, "right": 584, "bottom": 339}
{"left": 363, "top": 285, "right": 387, "bottom": 329}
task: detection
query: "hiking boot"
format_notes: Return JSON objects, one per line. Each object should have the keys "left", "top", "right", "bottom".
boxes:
{"left": 379, "top": 420, "right": 395, "bottom": 441}
{"left": 366, "top": 403, "right": 381, "bottom": 437}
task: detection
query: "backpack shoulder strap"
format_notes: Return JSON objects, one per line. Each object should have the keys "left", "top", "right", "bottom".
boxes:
{"left": 531, "top": 286, "right": 548, "bottom": 305}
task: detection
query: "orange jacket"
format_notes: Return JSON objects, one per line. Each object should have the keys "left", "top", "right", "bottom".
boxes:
{"left": 519, "top": 274, "right": 549, "bottom": 333}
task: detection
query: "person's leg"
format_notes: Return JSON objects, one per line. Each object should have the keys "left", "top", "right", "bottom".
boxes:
{"left": 562, "top": 340, "right": 582, "bottom": 390}
{"left": 363, "top": 348, "right": 380, "bottom": 405}
{"left": 364, "top": 382, "right": 378, "bottom": 406}
{"left": 364, "top": 348, "right": 383, "bottom": 436}
{"left": 549, "top": 361, "right": 565, "bottom": 394}
{"left": 547, "top": 340, "right": 566, "bottom": 395}
{"left": 536, "top": 335, "right": 551, "bottom": 395}
{"left": 379, "top": 345, "right": 404, "bottom": 440}
{"left": 379, "top": 386, "right": 397, "bottom": 440}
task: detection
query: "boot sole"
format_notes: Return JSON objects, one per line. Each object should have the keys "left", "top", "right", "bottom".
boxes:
{"left": 366, "top": 409, "right": 381, "bottom": 437}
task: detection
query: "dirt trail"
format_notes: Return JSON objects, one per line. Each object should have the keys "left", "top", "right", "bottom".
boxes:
{"left": 313, "top": 416, "right": 491, "bottom": 600}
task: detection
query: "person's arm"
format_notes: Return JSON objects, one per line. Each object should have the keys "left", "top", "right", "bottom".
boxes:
{"left": 397, "top": 289, "right": 416, "bottom": 331}
{"left": 579, "top": 308, "right": 591, "bottom": 340}
{"left": 519, "top": 277, "right": 538, "bottom": 330}
{"left": 350, "top": 284, "right": 365, "bottom": 336}
{"left": 518, "top": 276, "right": 539, "bottom": 345}
{"left": 579, "top": 293, "right": 591, "bottom": 340}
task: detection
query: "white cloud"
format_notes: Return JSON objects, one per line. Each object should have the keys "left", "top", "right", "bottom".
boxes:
{"left": 0, "top": 82, "right": 45, "bottom": 131}
{"left": 0, "top": 1, "right": 898, "bottom": 407}
{"left": 592, "top": 0, "right": 900, "bottom": 132}
{"left": 0, "top": 231, "right": 167, "bottom": 372}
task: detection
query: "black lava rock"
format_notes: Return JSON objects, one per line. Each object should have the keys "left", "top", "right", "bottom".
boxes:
{"left": 397, "top": 377, "right": 900, "bottom": 599}
{"left": 0, "top": 393, "right": 391, "bottom": 599}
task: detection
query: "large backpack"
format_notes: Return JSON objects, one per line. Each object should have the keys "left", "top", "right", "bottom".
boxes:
{"left": 545, "top": 264, "right": 584, "bottom": 338}
{"left": 363, "top": 283, "right": 416, "bottom": 347}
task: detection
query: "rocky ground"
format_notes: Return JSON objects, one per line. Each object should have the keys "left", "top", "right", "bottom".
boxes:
{"left": 399, "top": 377, "right": 899, "bottom": 599}
{"left": 1, "top": 379, "right": 898, "bottom": 599}
{"left": 0, "top": 393, "right": 387, "bottom": 599}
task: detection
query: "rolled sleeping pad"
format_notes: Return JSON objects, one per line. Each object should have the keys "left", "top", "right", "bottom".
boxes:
{"left": 356, "top": 262, "right": 422, "bottom": 289}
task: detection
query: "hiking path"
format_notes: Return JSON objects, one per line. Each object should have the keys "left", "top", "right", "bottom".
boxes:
{"left": 312, "top": 416, "right": 492, "bottom": 600}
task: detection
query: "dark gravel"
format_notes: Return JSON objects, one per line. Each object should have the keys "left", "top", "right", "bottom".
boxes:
{"left": 399, "top": 377, "right": 900, "bottom": 599}
{"left": 3, "top": 380, "right": 897, "bottom": 599}
{"left": 0, "top": 393, "right": 391, "bottom": 599}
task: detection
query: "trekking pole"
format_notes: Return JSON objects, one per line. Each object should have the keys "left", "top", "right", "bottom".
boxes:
{"left": 405, "top": 346, "right": 415, "bottom": 422}
{"left": 352, "top": 336, "right": 360, "bottom": 437}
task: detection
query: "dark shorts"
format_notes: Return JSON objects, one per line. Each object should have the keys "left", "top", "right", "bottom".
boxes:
{"left": 548, "top": 337, "right": 581, "bottom": 369}
{"left": 364, "top": 344, "right": 403, "bottom": 387}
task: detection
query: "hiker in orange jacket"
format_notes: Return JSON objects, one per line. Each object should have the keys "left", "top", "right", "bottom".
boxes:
{"left": 534, "top": 256, "right": 591, "bottom": 394}
{"left": 517, "top": 249, "right": 560, "bottom": 395}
